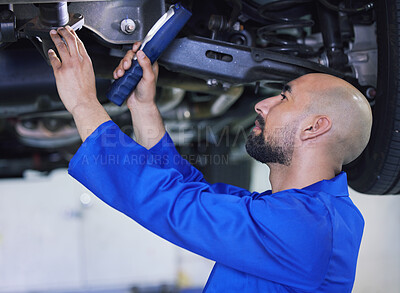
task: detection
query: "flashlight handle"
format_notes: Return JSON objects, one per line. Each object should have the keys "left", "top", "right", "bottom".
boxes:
{"left": 107, "top": 4, "right": 191, "bottom": 106}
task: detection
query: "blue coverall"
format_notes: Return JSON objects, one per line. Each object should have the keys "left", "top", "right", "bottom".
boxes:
{"left": 68, "top": 120, "right": 364, "bottom": 292}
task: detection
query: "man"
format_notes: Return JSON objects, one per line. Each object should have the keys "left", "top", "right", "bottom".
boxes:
{"left": 48, "top": 26, "right": 372, "bottom": 292}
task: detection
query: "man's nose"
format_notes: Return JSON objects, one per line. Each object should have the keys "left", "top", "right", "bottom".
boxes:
{"left": 254, "top": 95, "right": 280, "bottom": 115}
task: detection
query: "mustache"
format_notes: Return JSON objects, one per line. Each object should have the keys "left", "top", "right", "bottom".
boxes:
{"left": 255, "top": 114, "right": 265, "bottom": 130}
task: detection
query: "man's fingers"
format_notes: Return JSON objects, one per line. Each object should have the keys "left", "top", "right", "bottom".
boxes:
{"left": 50, "top": 29, "right": 70, "bottom": 61}
{"left": 56, "top": 26, "right": 79, "bottom": 57}
{"left": 113, "top": 50, "right": 135, "bottom": 79}
{"left": 48, "top": 48, "right": 62, "bottom": 70}
{"left": 113, "top": 59, "right": 126, "bottom": 79}
{"left": 112, "top": 44, "right": 147, "bottom": 80}
{"left": 136, "top": 50, "right": 155, "bottom": 84}
{"left": 69, "top": 26, "right": 89, "bottom": 58}
{"left": 123, "top": 58, "right": 131, "bottom": 70}
{"left": 123, "top": 50, "right": 135, "bottom": 70}
{"left": 132, "top": 42, "right": 141, "bottom": 53}
{"left": 152, "top": 62, "right": 159, "bottom": 79}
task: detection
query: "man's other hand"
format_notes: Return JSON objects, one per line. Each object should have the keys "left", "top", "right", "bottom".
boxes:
{"left": 113, "top": 42, "right": 164, "bottom": 149}
{"left": 48, "top": 26, "right": 99, "bottom": 115}
{"left": 113, "top": 42, "right": 159, "bottom": 110}
{"left": 48, "top": 26, "right": 111, "bottom": 142}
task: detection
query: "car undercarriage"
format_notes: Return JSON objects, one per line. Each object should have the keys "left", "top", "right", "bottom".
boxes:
{"left": 1, "top": 0, "right": 399, "bottom": 195}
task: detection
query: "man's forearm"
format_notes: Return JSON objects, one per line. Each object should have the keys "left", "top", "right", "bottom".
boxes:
{"left": 129, "top": 102, "right": 165, "bottom": 149}
{"left": 72, "top": 101, "right": 112, "bottom": 142}
{"left": 47, "top": 26, "right": 112, "bottom": 143}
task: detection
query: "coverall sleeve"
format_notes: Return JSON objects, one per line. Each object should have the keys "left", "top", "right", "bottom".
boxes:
{"left": 148, "top": 129, "right": 252, "bottom": 198}
{"left": 68, "top": 120, "right": 332, "bottom": 290}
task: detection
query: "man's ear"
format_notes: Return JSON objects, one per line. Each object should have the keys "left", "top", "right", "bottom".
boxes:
{"left": 300, "top": 116, "right": 332, "bottom": 141}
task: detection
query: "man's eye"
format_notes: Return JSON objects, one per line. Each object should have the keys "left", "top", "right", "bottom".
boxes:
{"left": 280, "top": 93, "right": 287, "bottom": 101}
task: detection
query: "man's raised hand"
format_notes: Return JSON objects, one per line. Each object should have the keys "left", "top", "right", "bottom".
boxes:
{"left": 112, "top": 42, "right": 159, "bottom": 109}
{"left": 48, "top": 26, "right": 99, "bottom": 115}
{"left": 113, "top": 42, "right": 164, "bottom": 149}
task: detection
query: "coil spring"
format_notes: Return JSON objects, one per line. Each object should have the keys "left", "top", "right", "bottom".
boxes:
{"left": 257, "top": 0, "right": 316, "bottom": 57}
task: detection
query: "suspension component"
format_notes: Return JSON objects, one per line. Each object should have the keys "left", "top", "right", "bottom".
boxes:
{"left": 0, "top": 9, "right": 17, "bottom": 42}
{"left": 38, "top": 3, "right": 69, "bottom": 27}
{"left": 256, "top": 0, "right": 316, "bottom": 57}
{"left": 21, "top": 3, "right": 84, "bottom": 63}
{"left": 317, "top": 0, "right": 348, "bottom": 69}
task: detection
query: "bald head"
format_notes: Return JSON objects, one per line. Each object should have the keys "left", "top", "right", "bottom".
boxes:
{"left": 295, "top": 73, "right": 373, "bottom": 165}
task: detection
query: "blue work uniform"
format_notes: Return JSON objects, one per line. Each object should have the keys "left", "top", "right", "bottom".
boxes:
{"left": 68, "top": 120, "right": 364, "bottom": 292}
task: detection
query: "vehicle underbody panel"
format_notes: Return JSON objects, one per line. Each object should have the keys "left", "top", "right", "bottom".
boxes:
{"left": 2, "top": 0, "right": 397, "bottom": 196}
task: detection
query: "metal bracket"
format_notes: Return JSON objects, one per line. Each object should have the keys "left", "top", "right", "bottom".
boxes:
{"left": 22, "top": 12, "right": 84, "bottom": 39}
{"left": 159, "top": 36, "right": 344, "bottom": 86}
{"left": 21, "top": 13, "right": 84, "bottom": 63}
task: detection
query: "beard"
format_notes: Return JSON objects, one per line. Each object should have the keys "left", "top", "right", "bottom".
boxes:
{"left": 245, "top": 114, "right": 296, "bottom": 166}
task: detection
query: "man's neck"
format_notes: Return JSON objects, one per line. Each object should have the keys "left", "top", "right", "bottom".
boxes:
{"left": 268, "top": 162, "right": 338, "bottom": 194}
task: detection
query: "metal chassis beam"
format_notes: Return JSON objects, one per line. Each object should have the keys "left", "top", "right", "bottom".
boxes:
{"left": 159, "top": 36, "right": 345, "bottom": 85}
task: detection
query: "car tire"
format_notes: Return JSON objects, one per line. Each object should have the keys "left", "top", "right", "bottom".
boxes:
{"left": 345, "top": 0, "right": 400, "bottom": 194}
